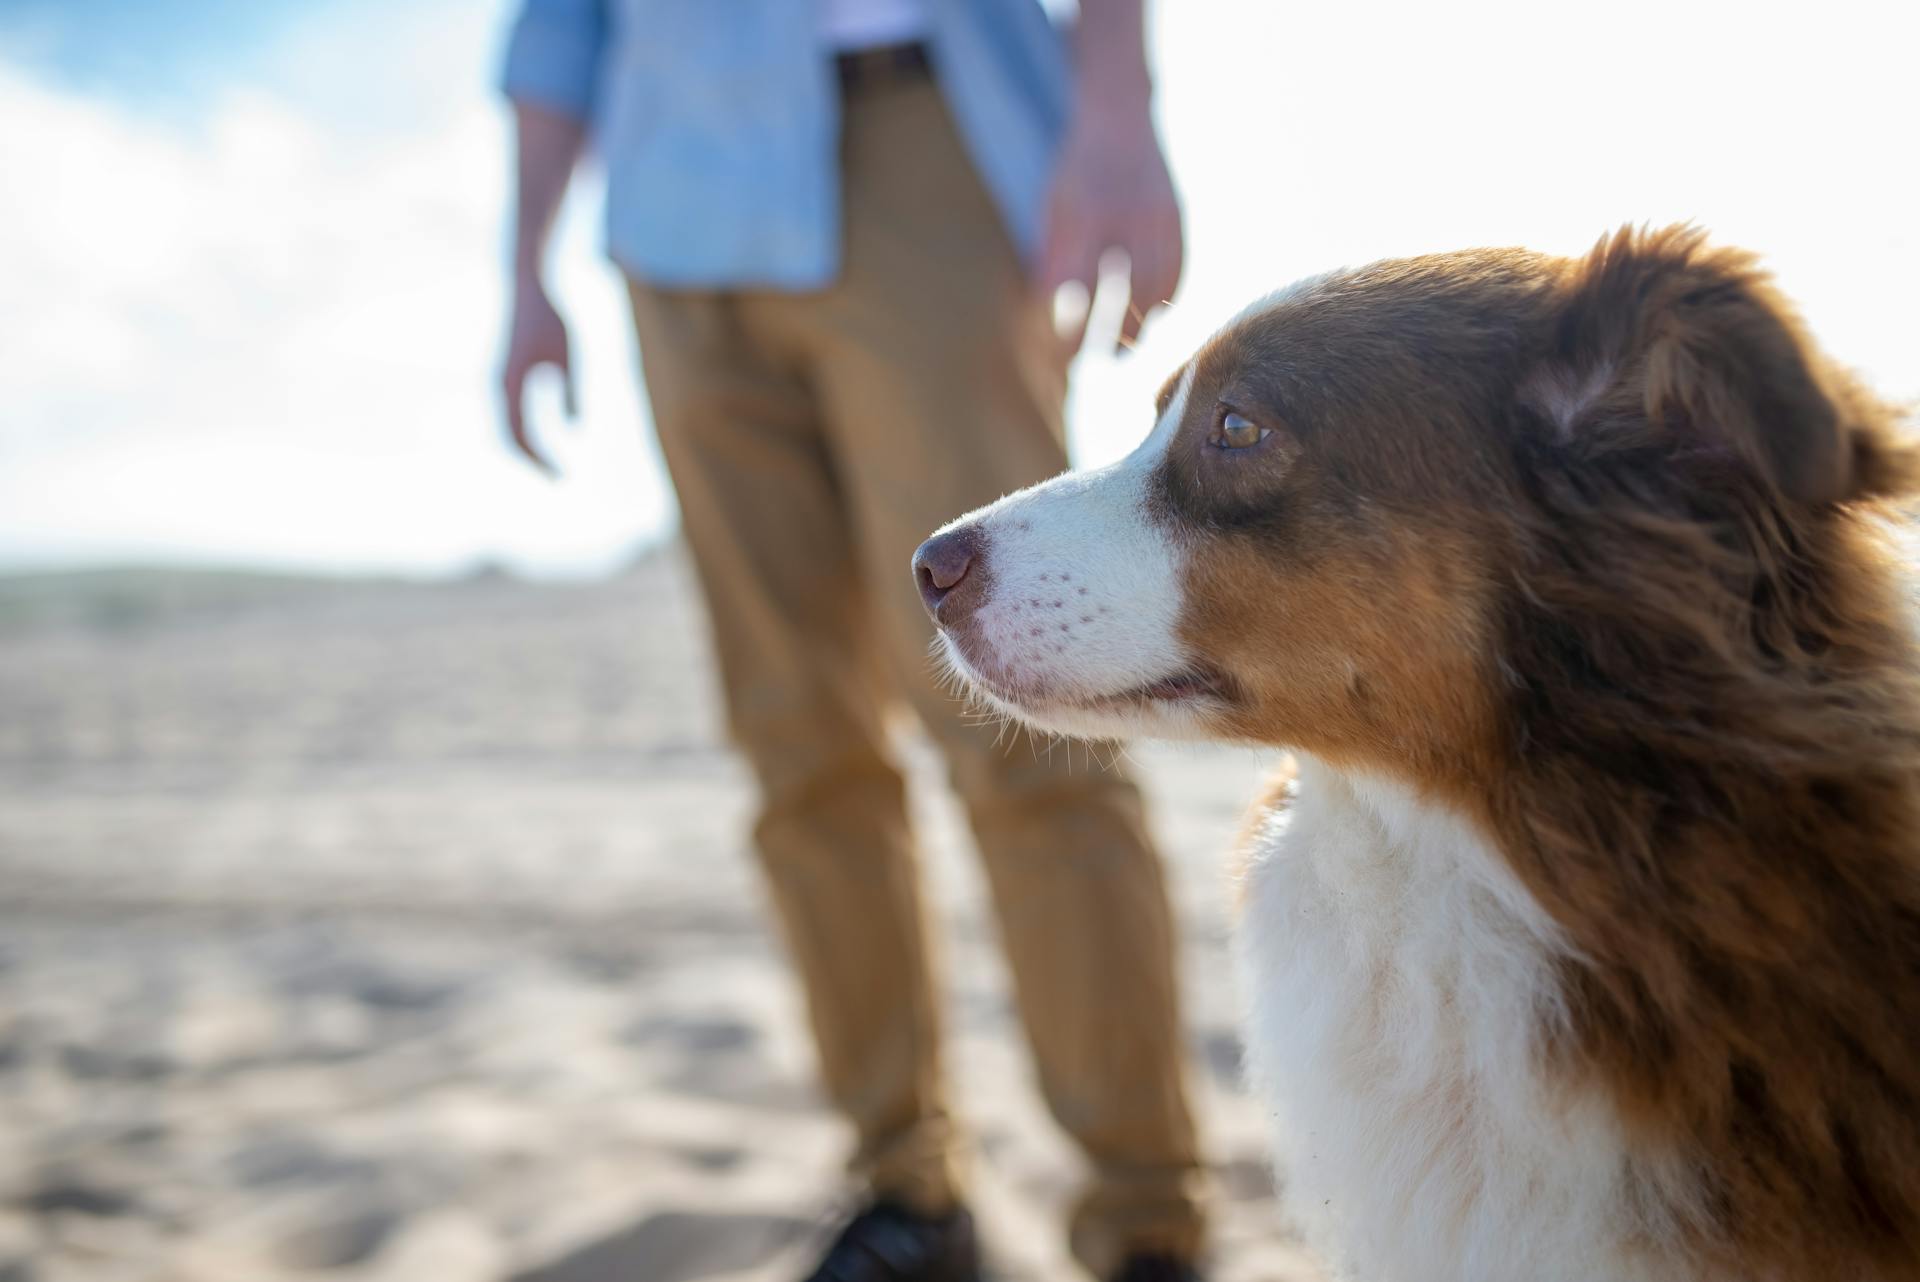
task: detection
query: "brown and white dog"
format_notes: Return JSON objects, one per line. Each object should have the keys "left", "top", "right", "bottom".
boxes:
{"left": 912, "top": 227, "right": 1920, "bottom": 1282}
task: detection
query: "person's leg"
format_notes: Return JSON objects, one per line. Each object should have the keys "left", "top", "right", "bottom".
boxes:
{"left": 782, "top": 72, "right": 1208, "bottom": 1278}
{"left": 626, "top": 283, "right": 964, "bottom": 1214}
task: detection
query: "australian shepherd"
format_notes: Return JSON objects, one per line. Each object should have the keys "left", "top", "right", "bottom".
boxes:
{"left": 912, "top": 227, "right": 1920, "bottom": 1281}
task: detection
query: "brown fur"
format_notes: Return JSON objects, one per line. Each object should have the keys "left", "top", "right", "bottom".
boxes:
{"left": 1154, "top": 227, "right": 1920, "bottom": 1277}
{"left": 1490, "top": 230, "right": 1920, "bottom": 1279}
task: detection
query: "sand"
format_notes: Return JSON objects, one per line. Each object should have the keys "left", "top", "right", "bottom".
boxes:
{"left": 0, "top": 549, "right": 1324, "bottom": 1282}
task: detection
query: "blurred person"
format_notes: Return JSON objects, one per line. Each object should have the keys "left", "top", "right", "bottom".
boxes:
{"left": 496, "top": 3, "right": 1202, "bottom": 1280}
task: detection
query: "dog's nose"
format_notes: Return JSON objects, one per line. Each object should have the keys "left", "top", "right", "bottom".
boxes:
{"left": 912, "top": 527, "right": 980, "bottom": 621}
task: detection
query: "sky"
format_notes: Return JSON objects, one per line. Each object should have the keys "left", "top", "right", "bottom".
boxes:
{"left": 1, "top": 0, "right": 1916, "bottom": 578}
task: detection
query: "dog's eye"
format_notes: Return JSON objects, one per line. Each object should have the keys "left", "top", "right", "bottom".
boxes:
{"left": 1215, "top": 410, "right": 1269, "bottom": 450}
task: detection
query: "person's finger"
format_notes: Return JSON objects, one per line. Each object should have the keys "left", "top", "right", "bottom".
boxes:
{"left": 1160, "top": 208, "right": 1187, "bottom": 304}
{"left": 502, "top": 359, "right": 527, "bottom": 444}
{"left": 1117, "top": 251, "right": 1152, "bottom": 352}
{"left": 513, "top": 416, "right": 556, "bottom": 476}
{"left": 501, "top": 357, "right": 555, "bottom": 476}
{"left": 1116, "top": 243, "right": 1158, "bottom": 352}
{"left": 1117, "top": 221, "right": 1183, "bottom": 352}
{"left": 1121, "top": 257, "right": 1159, "bottom": 353}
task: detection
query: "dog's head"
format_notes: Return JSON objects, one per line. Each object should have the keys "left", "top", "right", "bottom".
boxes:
{"left": 915, "top": 227, "right": 1914, "bottom": 786}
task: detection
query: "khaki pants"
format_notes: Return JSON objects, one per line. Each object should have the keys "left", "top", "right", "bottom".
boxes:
{"left": 627, "top": 72, "right": 1205, "bottom": 1277}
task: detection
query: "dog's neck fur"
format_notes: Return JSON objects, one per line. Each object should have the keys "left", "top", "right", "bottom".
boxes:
{"left": 1238, "top": 754, "right": 1672, "bottom": 1282}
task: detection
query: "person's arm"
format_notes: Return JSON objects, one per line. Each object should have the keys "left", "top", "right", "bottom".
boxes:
{"left": 496, "top": 0, "right": 606, "bottom": 474}
{"left": 1040, "top": 0, "right": 1183, "bottom": 355}
{"left": 502, "top": 102, "right": 587, "bottom": 474}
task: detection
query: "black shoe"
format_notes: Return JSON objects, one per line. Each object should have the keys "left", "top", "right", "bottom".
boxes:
{"left": 802, "top": 1199, "right": 980, "bottom": 1282}
{"left": 1109, "top": 1252, "right": 1204, "bottom": 1282}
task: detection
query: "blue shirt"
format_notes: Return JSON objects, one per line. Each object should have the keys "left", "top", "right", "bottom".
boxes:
{"left": 501, "top": 0, "right": 1073, "bottom": 290}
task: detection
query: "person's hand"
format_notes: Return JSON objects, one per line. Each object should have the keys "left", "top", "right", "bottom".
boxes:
{"left": 500, "top": 279, "right": 575, "bottom": 476}
{"left": 1038, "top": 102, "right": 1183, "bottom": 356}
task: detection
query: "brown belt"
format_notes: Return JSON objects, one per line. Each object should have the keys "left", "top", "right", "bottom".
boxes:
{"left": 835, "top": 41, "right": 932, "bottom": 92}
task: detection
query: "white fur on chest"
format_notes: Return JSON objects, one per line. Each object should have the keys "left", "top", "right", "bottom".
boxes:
{"left": 1234, "top": 756, "right": 1672, "bottom": 1282}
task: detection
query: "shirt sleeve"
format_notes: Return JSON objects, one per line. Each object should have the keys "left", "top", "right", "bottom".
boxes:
{"left": 499, "top": 0, "right": 608, "bottom": 123}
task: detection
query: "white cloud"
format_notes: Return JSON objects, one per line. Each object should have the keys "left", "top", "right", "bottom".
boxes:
{"left": 0, "top": 30, "right": 673, "bottom": 576}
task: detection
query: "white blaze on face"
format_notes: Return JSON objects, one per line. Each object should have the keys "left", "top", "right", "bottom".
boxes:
{"left": 932, "top": 366, "right": 1199, "bottom": 739}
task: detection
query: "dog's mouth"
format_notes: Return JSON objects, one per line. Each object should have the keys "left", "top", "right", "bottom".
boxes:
{"left": 1081, "top": 665, "right": 1230, "bottom": 710}
{"left": 952, "top": 650, "right": 1231, "bottom": 717}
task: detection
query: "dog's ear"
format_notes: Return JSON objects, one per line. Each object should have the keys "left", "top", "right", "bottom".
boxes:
{"left": 1536, "top": 226, "right": 1898, "bottom": 506}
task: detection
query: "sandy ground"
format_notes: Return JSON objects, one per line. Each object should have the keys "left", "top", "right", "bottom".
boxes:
{"left": 0, "top": 549, "right": 1325, "bottom": 1282}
